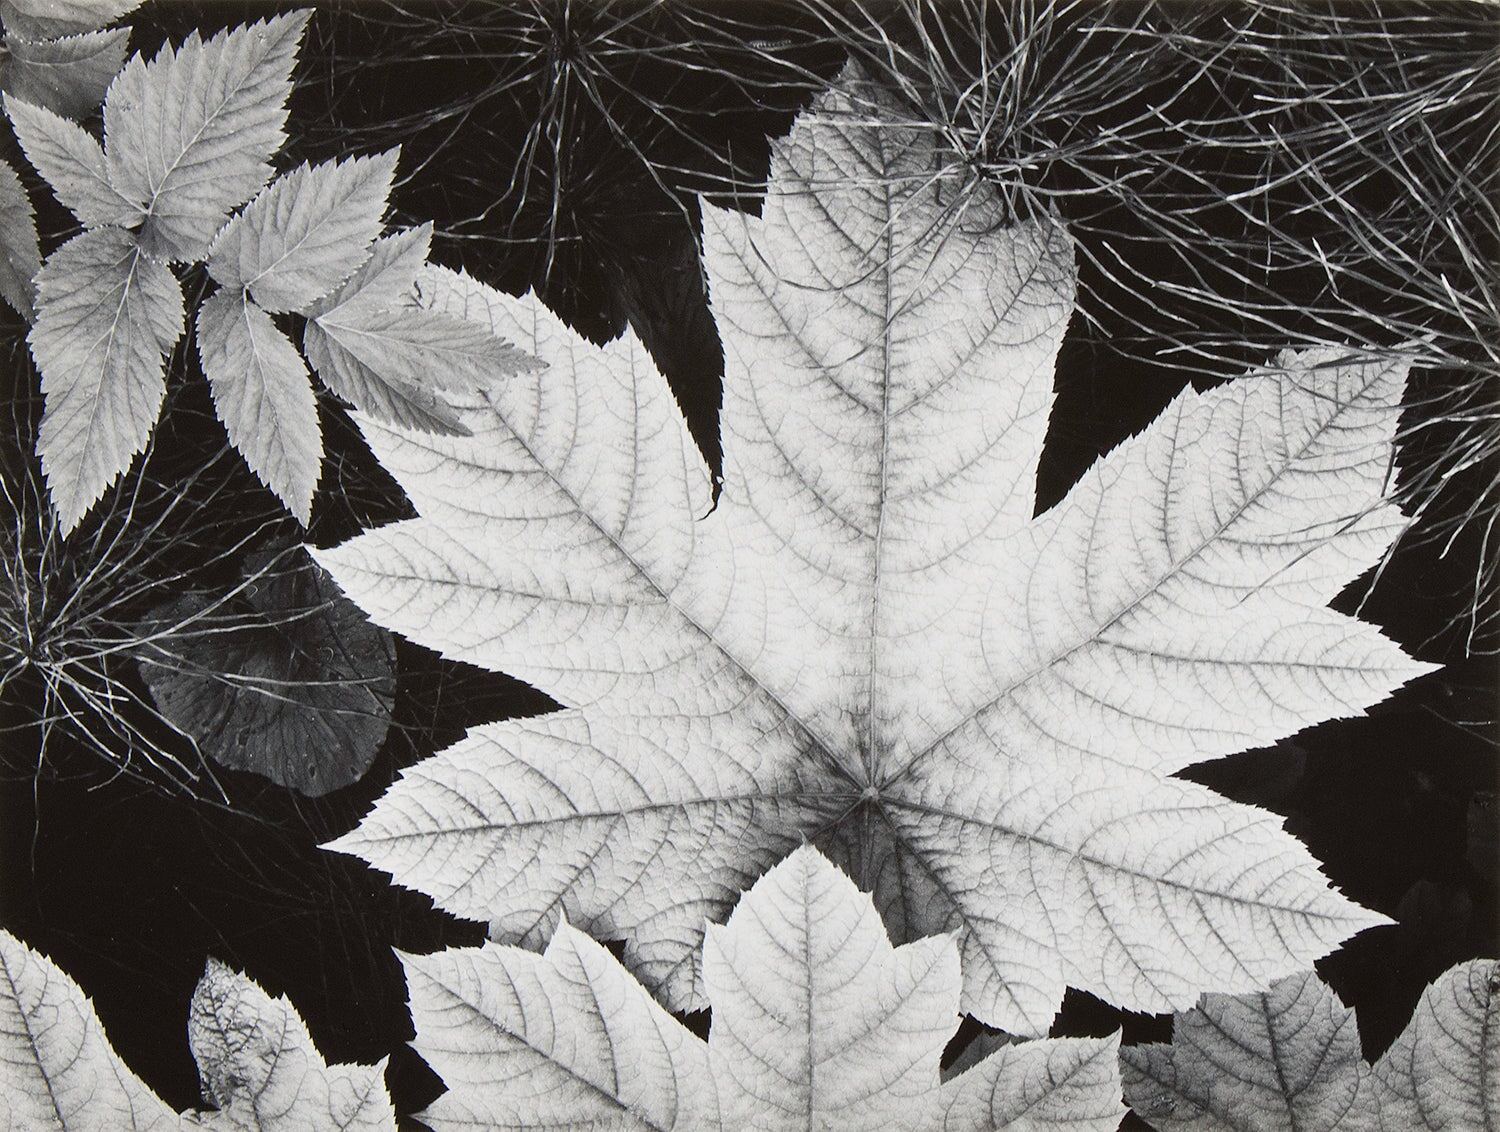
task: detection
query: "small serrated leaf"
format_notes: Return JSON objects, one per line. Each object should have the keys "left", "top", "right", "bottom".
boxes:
{"left": 196, "top": 289, "right": 320, "bottom": 523}
{"left": 188, "top": 958, "right": 396, "bottom": 1131}
{"left": 207, "top": 151, "right": 397, "bottom": 313}
{"left": 0, "top": 0, "right": 140, "bottom": 39}
{"left": 0, "top": 155, "right": 40, "bottom": 319}
{"left": 5, "top": 93, "right": 140, "bottom": 226}
{"left": 304, "top": 319, "right": 469, "bottom": 435}
{"left": 3, "top": 26, "right": 129, "bottom": 119}
{"left": 29, "top": 226, "right": 182, "bottom": 533}
{"left": 103, "top": 10, "right": 309, "bottom": 261}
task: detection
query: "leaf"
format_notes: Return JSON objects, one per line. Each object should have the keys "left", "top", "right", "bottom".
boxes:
{"left": 29, "top": 225, "right": 183, "bottom": 533}
{"left": 0, "top": 0, "right": 140, "bottom": 39}
{"left": 1121, "top": 959, "right": 1500, "bottom": 1131}
{"left": 5, "top": 93, "right": 140, "bottom": 226}
{"left": 184, "top": 958, "right": 396, "bottom": 1131}
{"left": 403, "top": 844, "right": 1124, "bottom": 1131}
{"left": 0, "top": 930, "right": 394, "bottom": 1131}
{"left": 196, "top": 289, "right": 321, "bottom": 524}
{"left": 135, "top": 547, "right": 396, "bottom": 796}
{"left": 2, "top": 26, "right": 130, "bottom": 119}
{"left": 103, "top": 11, "right": 309, "bottom": 261}
{"left": 1370, "top": 959, "right": 1500, "bottom": 1129}
{"left": 0, "top": 929, "right": 179, "bottom": 1130}
{"left": 306, "top": 260, "right": 543, "bottom": 435}
{"left": 206, "top": 152, "right": 397, "bottom": 314}
{"left": 0, "top": 155, "right": 39, "bottom": 319}
{"left": 318, "top": 71, "right": 1430, "bottom": 1034}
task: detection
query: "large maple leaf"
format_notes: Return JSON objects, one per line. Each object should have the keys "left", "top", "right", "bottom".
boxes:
{"left": 318, "top": 73, "right": 1432, "bottom": 1035}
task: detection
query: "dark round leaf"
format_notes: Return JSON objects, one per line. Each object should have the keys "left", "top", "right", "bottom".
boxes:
{"left": 137, "top": 548, "right": 395, "bottom": 796}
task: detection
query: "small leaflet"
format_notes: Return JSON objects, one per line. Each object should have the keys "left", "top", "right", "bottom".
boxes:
{"left": 0, "top": 0, "right": 141, "bottom": 39}
{"left": 103, "top": 11, "right": 309, "bottom": 261}
{"left": 29, "top": 226, "right": 183, "bottom": 533}
{"left": 206, "top": 151, "right": 397, "bottom": 314}
{"left": 5, "top": 93, "right": 140, "bottom": 226}
{"left": 2, "top": 26, "right": 130, "bottom": 119}
{"left": 196, "top": 290, "right": 321, "bottom": 524}
{"left": 0, "top": 155, "right": 40, "bottom": 319}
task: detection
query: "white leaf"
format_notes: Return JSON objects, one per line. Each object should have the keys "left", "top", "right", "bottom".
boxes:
{"left": 0, "top": 0, "right": 140, "bottom": 38}
{"left": 206, "top": 152, "right": 397, "bottom": 314}
{"left": 5, "top": 93, "right": 140, "bottom": 226}
{"left": 185, "top": 958, "right": 395, "bottom": 1131}
{"left": 103, "top": 11, "right": 309, "bottom": 261}
{"left": 308, "top": 265, "right": 541, "bottom": 435}
{"left": 196, "top": 289, "right": 320, "bottom": 523}
{"left": 403, "top": 845, "right": 1123, "bottom": 1131}
{"left": 0, "top": 154, "right": 40, "bottom": 319}
{"left": 1122, "top": 958, "right": 1500, "bottom": 1131}
{"left": 0, "top": 931, "right": 393, "bottom": 1131}
{"left": 29, "top": 226, "right": 183, "bottom": 533}
{"left": 2, "top": 26, "right": 130, "bottom": 119}
{"left": 320, "top": 69, "right": 1426, "bottom": 1033}
{"left": 0, "top": 930, "right": 180, "bottom": 1130}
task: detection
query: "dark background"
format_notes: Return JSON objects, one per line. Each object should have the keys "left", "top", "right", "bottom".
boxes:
{"left": 1, "top": 2, "right": 1495, "bottom": 1126}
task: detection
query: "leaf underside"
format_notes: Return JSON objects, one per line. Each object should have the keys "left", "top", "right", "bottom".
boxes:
{"left": 319, "top": 69, "right": 1429, "bottom": 1034}
{"left": 1122, "top": 958, "right": 1500, "bottom": 1131}
{"left": 405, "top": 845, "right": 1124, "bottom": 1131}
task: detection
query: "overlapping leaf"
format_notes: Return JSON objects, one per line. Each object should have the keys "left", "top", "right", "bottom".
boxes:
{"left": 1122, "top": 959, "right": 1500, "bottom": 1130}
{"left": 405, "top": 844, "right": 1123, "bottom": 1131}
{"left": 304, "top": 226, "right": 545, "bottom": 435}
{"left": 196, "top": 290, "right": 320, "bottom": 523}
{"left": 0, "top": 931, "right": 394, "bottom": 1130}
{"left": 319, "top": 71, "right": 1431, "bottom": 1035}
